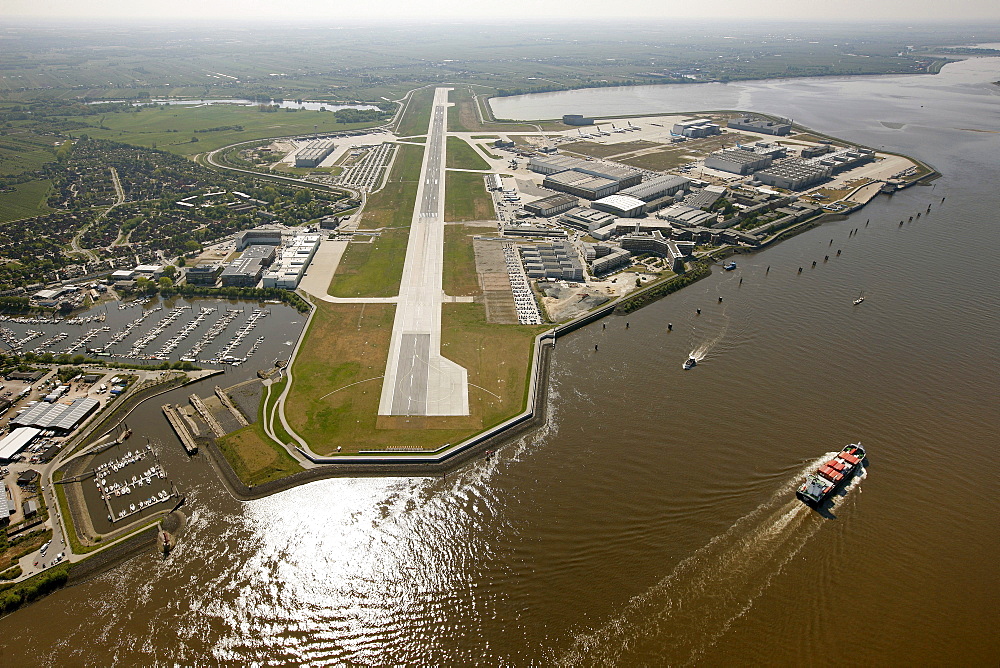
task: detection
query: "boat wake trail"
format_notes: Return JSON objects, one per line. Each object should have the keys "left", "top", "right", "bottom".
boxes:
{"left": 557, "top": 454, "right": 865, "bottom": 667}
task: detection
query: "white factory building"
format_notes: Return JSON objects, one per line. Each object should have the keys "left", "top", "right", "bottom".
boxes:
{"left": 261, "top": 234, "right": 322, "bottom": 289}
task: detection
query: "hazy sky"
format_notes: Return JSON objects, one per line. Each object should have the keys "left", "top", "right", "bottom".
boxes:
{"left": 4, "top": 0, "right": 999, "bottom": 22}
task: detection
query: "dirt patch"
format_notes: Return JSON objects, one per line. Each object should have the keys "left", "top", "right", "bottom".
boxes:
{"left": 540, "top": 282, "right": 610, "bottom": 321}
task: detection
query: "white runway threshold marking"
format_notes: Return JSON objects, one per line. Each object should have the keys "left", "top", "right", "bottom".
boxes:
{"left": 378, "top": 88, "right": 469, "bottom": 416}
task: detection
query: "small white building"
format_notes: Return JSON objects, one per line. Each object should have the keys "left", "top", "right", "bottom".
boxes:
{"left": 134, "top": 264, "right": 164, "bottom": 279}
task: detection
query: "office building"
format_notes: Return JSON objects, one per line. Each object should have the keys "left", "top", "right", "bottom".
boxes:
{"left": 590, "top": 248, "right": 632, "bottom": 275}
{"left": 185, "top": 264, "right": 221, "bottom": 286}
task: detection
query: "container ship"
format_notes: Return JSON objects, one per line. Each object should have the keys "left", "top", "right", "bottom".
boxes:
{"left": 796, "top": 443, "right": 866, "bottom": 506}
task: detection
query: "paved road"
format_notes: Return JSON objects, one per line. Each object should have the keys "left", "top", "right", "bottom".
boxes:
{"left": 378, "top": 88, "right": 469, "bottom": 417}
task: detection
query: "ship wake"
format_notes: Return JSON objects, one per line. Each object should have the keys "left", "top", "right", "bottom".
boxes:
{"left": 557, "top": 454, "right": 865, "bottom": 667}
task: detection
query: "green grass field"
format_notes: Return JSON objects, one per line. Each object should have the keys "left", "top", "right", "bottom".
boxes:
{"left": 396, "top": 87, "right": 436, "bottom": 136}
{"left": 446, "top": 136, "right": 490, "bottom": 170}
{"left": 71, "top": 105, "right": 385, "bottom": 156}
{"left": 0, "top": 179, "right": 52, "bottom": 223}
{"left": 283, "top": 300, "right": 542, "bottom": 455}
{"left": 327, "top": 228, "right": 410, "bottom": 298}
{"left": 326, "top": 142, "right": 423, "bottom": 297}
{"left": 444, "top": 171, "right": 494, "bottom": 222}
{"left": 216, "top": 422, "right": 303, "bottom": 487}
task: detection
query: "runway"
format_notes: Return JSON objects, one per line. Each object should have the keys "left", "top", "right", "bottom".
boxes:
{"left": 378, "top": 88, "right": 469, "bottom": 416}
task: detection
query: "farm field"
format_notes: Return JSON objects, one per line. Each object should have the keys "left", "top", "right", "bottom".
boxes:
{"left": 68, "top": 105, "right": 387, "bottom": 155}
{"left": 0, "top": 179, "right": 52, "bottom": 223}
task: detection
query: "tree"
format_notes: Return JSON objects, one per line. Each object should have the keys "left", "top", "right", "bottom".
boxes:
{"left": 158, "top": 276, "right": 173, "bottom": 289}
{"left": 162, "top": 264, "right": 177, "bottom": 279}
{"left": 293, "top": 188, "right": 313, "bottom": 205}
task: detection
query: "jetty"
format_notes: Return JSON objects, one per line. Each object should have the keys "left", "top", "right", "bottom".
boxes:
{"left": 215, "top": 386, "right": 249, "bottom": 428}
{"left": 189, "top": 393, "right": 226, "bottom": 438}
{"left": 161, "top": 404, "right": 198, "bottom": 455}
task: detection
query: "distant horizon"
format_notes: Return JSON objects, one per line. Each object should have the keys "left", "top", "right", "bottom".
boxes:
{"left": 3, "top": 17, "right": 1000, "bottom": 27}
{"left": 3, "top": 0, "right": 999, "bottom": 24}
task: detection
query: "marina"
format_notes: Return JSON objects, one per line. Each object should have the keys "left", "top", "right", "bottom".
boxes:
{"left": 0, "top": 296, "right": 293, "bottom": 369}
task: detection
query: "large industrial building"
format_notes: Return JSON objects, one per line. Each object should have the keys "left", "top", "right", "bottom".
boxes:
{"left": 592, "top": 194, "right": 646, "bottom": 218}
{"left": 0, "top": 427, "right": 40, "bottom": 464}
{"left": 528, "top": 155, "right": 641, "bottom": 193}
{"left": 658, "top": 204, "right": 717, "bottom": 227}
{"left": 619, "top": 175, "right": 691, "bottom": 202}
{"left": 753, "top": 159, "right": 832, "bottom": 190}
{"left": 261, "top": 234, "right": 322, "bottom": 289}
{"left": 672, "top": 119, "right": 722, "bottom": 138}
{"left": 523, "top": 193, "right": 579, "bottom": 217}
{"left": 11, "top": 397, "right": 100, "bottom": 434}
{"left": 294, "top": 140, "right": 336, "bottom": 168}
{"left": 559, "top": 207, "right": 617, "bottom": 232}
{"left": 727, "top": 117, "right": 792, "bottom": 136}
{"left": 684, "top": 185, "right": 726, "bottom": 210}
{"left": 705, "top": 148, "right": 774, "bottom": 175}
{"left": 752, "top": 147, "right": 874, "bottom": 191}
{"left": 519, "top": 242, "right": 584, "bottom": 280}
{"left": 237, "top": 229, "right": 283, "bottom": 250}
{"left": 563, "top": 114, "right": 595, "bottom": 126}
{"left": 220, "top": 256, "right": 265, "bottom": 287}
{"left": 543, "top": 171, "right": 619, "bottom": 200}
{"left": 241, "top": 244, "right": 276, "bottom": 266}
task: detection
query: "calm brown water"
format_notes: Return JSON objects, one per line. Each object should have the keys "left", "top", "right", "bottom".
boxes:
{"left": 0, "top": 58, "right": 998, "bottom": 666}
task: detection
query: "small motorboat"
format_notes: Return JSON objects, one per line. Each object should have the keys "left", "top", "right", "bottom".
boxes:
{"left": 853, "top": 291, "right": 865, "bottom": 305}
{"left": 683, "top": 356, "right": 697, "bottom": 370}
{"left": 724, "top": 261, "right": 737, "bottom": 271}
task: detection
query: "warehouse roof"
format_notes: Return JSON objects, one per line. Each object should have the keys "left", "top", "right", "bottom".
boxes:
{"left": 12, "top": 397, "right": 100, "bottom": 432}
{"left": 593, "top": 194, "right": 645, "bottom": 212}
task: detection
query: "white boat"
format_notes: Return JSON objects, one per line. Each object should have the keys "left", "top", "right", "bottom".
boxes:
{"left": 854, "top": 290, "right": 865, "bottom": 305}
{"left": 683, "top": 356, "right": 697, "bottom": 370}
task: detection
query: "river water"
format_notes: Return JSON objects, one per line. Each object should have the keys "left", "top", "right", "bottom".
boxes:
{"left": 1, "top": 59, "right": 998, "bottom": 666}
